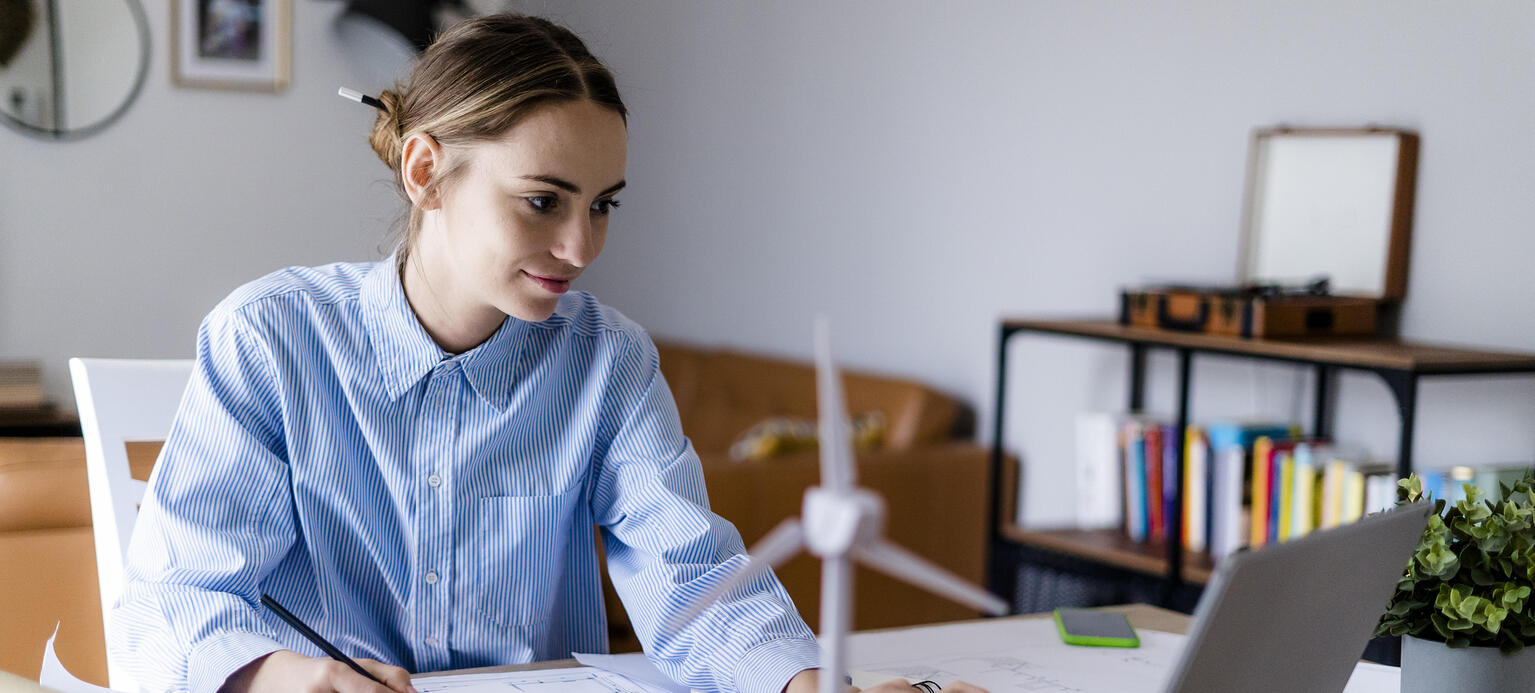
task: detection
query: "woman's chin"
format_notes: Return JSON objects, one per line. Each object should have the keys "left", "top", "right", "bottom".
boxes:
{"left": 500, "top": 297, "right": 560, "bottom": 323}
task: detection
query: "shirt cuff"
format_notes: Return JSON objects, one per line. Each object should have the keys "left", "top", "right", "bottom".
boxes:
{"left": 188, "top": 630, "right": 287, "bottom": 693}
{"left": 733, "top": 638, "right": 821, "bottom": 693}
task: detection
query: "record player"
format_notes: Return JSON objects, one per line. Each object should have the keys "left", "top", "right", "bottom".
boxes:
{"left": 1120, "top": 127, "right": 1419, "bottom": 339}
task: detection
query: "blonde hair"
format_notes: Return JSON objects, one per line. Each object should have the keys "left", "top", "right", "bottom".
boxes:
{"left": 367, "top": 13, "right": 627, "bottom": 264}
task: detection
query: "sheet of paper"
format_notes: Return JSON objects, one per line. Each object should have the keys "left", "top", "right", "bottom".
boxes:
{"left": 572, "top": 653, "right": 688, "bottom": 693}
{"left": 0, "top": 669, "right": 58, "bottom": 693}
{"left": 846, "top": 617, "right": 1401, "bottom": 693}
{"left": 571, "top": 651, "right": 902, "bottom": 693}
{"left": 1343, "top": 662, "right": 1402, "bottom": 693}
{"left": 412, "top": 666, "right": 672, "bottom": 693}
{"left": 37, "top": 624, "right": 112, "bottom": 693}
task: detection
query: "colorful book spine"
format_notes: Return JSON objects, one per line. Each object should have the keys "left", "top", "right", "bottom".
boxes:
{"left": 1265, "top": 441, "right": 1296, "bottom": 545}
{"left": 1342, "top": 468, "right": 1365, "bottom": 523}
{"left": 1102, "top": 418, "right": 1535, "bottom": 563}
{"left": 1123, "top": 421, "right": 1147, "bottom": 542}
{"left": 1163, "top": 424, "right": 1178, "bottom": 544}
{"left": 1445, "top": 466, "right": 1477, "bottom": 504}
{"left": 1251, "top": 436, "right": 1274, "bottom": 548}
{"left": 1184, "top": 427, "right": 1208, "bottom": 554}
{"left": 1277, "top": 451, "right": 1294, "bottom": 543}
{"left": 1420, "top": 470, "right": 1447, "bottom": 504}
{"left": 1321, "top": 459, "right": 1345, "bottom": 530}
{"left": 1209, "top": 444, "right": 1246, "bottom": 559}
{"left": 1291, "top": 443, "right": 1316, "bottom": 539}
{"left": 1145, "top": 425, "right": 1164, "bottom": 541}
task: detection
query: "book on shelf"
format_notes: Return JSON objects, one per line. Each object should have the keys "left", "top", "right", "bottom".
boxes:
{"left": 1145, "top": 424, "right": 1164, "bottom": 540}
{"left": 1073, "top": 412, "right": 1123, "bottom": 530}
{"left": 1205, "top": 422, "right": 1292, "bottom": 558}
{"left": 1073, "top": 413, "right": 1535, "bottom": 565}
{"left": 1477, "top": 466, "right": 1534, "bottom": 501}
{"left": 1122, "top": 419, "right": 1149, "bottom": 542}
{"left": 1183, "top": 427, "right": 1208, "bottom": 553}
{"left": 1415, "top": 464, "right": 1533, "bottom": 504}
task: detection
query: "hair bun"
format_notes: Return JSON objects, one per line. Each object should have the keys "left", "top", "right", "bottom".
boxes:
{"left": 367, "top": 89, "right": 405, "bottom": 172}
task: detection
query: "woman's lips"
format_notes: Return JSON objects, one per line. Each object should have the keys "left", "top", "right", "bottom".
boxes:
{"left": 526, "top": 271, "right": 572, "bottom": 294}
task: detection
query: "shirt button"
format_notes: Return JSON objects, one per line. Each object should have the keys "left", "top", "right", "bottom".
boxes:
{"left": 428, "top": 474, "right": 442, "bottom": 487}
{"left": 424, "top": 572, "right": 439, "bottom": 585}
{"left": 424, "top": 636, "right": 438, "bottom": 647}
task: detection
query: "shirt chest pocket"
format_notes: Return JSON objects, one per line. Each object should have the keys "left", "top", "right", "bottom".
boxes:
{"left": 467, "top": 486, "right": 581, "bottom": 628}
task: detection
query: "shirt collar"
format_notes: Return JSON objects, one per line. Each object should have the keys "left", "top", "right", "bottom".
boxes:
{"left": 360, "top": 256, "right": 526, "bottom": 411}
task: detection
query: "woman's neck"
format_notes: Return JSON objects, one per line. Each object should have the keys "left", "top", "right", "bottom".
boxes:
{"left": 398, "top": 246, "right": 505, "bottom": 355}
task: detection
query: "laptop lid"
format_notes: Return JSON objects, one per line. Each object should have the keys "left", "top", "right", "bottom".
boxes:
{"left": 1164, "top": 501, "right": 1432, "bottom": 693}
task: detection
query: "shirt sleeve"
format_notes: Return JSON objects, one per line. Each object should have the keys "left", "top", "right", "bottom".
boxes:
{"left": 591, "top": 335, "right": 820, "bottom": 693}
{"left": 110, "top": 305, "right": 297, "bottom": 693}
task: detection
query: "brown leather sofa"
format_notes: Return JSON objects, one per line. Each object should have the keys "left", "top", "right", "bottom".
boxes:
{"left": 0, "top": 341, "right": 1004, "bottom": 682}
{"left": 0, "top": 438, "right": 109, "bottom": 685}
{"left": 611, "top": 341, "right": 998, "bottom": 648}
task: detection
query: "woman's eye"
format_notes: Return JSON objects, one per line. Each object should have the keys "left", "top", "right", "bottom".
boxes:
{"left": 526, "top": 196, "right": 557, "bottom": 213}
{"left": 591, "top": 198, "right": 621, "bottom": 215}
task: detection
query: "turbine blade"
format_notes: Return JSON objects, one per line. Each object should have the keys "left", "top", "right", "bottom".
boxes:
{"left": 814, "top": 316, "right": 856, "bottom": 491}
{"left": 744, "top": 517, "right": 808, "bottom": 568}
{"left": 853, "top": 538, "right": 1010, "bottom": 616}
{"left": 658, "top": 518, "right": 807, "bottom": 637}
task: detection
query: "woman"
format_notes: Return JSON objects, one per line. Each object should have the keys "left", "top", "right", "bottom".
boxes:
{"left": 113, "top": 13, "right": 980, "bottom": 693}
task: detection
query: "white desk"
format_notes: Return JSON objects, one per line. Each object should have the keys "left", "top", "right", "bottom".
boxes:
{"left": 413, "top": 604, "right": 1190, "bottom": 679}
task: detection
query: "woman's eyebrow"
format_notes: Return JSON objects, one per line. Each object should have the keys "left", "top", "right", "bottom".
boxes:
{"left": 519, "top": 175, "right": 627, "bottom": 196}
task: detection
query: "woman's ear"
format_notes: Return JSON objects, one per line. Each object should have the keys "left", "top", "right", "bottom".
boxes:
{"left": 400, "top": 132, "right": 445, "bottom": 210}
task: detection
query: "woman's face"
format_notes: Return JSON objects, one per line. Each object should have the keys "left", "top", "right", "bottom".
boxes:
{"left": 425, "top": 99, "right": 628, "bottom": 325}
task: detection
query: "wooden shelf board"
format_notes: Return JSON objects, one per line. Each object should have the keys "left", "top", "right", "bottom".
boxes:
{"left": 1002, "top": 525, "right": 1214, "bottom": 585}
{"left": 1002, "top": 318, "right": 1535, "bottom": 374}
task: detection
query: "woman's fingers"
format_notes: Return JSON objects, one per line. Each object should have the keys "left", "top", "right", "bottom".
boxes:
{"left": 352, "top": 658, "right": 417, "bottom": 693}
{"left": 860, "top": 679, "right": 989, "bottom": 693}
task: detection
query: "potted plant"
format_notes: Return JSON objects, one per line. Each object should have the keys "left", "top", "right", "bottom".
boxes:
{"left": 1375, "top": 472, "right": 1535, "bottom": 692}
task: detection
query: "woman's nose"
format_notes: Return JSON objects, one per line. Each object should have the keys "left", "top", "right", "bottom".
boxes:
{"left": 551, "top": 213, "right": 598, "bottom": 268}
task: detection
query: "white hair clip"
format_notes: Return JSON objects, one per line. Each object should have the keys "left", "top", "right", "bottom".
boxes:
{"left": 337, "top": 87, "right": 388, "bottom": 113}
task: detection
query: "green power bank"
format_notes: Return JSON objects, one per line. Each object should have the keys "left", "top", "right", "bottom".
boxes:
{"left": 1053, "top": 608, "right": 1140, "bottom": 648}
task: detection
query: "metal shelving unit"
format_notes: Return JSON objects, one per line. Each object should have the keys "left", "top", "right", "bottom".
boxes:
{"left": 987, "top": 318, "right": 1535, "bottom": 608}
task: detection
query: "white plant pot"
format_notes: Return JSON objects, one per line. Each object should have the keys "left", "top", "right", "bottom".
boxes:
{"left": 1401, "top": 634, "right": 1535, "bottom": 693}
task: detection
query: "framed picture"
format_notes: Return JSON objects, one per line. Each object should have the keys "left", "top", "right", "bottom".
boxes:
{"left": 171, "top": 0, "right": 291, "bottom": 91}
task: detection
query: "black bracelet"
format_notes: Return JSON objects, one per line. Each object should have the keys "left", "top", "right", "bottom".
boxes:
{"left": 911, "top": 681, "right": 942, "bottom": 693}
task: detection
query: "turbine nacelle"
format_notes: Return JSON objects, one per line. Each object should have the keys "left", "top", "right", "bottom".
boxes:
{"left": 803, "top": 487, "right": 885, "bottom": 558}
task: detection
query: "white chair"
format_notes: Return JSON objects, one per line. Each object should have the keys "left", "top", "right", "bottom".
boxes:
{"left": 68, "top": 358, "right": 194, "bottom": 692}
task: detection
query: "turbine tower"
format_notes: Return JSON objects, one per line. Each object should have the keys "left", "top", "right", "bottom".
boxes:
{"left": 667, "top": 317, "right": 1009, "bottom": 693}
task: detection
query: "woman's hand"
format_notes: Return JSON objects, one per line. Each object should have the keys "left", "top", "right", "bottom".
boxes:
{"left": 783, "top": 669, "right": 988, "bottom": 693}
{"left": 220, "top": 650, "right": 417, "bottom": 693}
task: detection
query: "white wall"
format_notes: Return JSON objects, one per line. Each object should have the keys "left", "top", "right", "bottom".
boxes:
{"left": 57, "top": 0, "right": 143, "bottom": 130}
{"left": 2, "top": 1, "right": 405, "bottom": 403}
{"left": 521, "top": 0, "right": 1535, "bottom": 525}
{"left": 7, "top": 1, "right": 1535, "bottom": 526}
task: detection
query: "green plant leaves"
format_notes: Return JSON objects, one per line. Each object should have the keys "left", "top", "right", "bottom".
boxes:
{"left": 1377, "top": 470, "right": 1535, "bottom": 650}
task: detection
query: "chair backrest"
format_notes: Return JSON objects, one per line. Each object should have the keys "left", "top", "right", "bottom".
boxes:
{"left": 68, "top": 358, "right": 193, "bottom": 692}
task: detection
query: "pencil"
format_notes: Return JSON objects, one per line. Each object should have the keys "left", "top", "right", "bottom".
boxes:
{"left": 260, "top": 594, "right": 384, "bottom": 685}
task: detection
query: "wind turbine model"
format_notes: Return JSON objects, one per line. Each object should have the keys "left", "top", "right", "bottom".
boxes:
{"left": 666, "top": 318, "right": 1010, "bottom": 693}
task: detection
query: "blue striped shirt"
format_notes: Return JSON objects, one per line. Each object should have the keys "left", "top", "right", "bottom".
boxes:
{"left": 113, "top": 258, "right": 819, "bottom": 693}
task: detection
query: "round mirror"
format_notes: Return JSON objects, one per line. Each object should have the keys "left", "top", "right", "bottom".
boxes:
{"left": 0, "top": 0, "right": 150, "bottom": 140}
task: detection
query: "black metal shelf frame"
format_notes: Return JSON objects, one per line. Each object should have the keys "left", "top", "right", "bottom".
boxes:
{"left": 986, "top": 322, "right": 1535, "bottom": 607}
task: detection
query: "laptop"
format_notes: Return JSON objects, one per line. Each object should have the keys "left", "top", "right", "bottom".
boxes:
{"left": 1163, "top": 500, "right": 1433, "bottom": 692}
